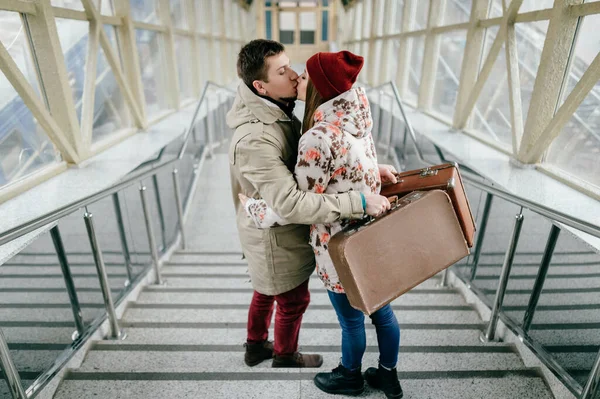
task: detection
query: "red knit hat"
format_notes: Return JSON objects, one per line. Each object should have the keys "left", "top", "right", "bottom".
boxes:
{"left": 306, "top": 51, "right": 364, "bottom": 101}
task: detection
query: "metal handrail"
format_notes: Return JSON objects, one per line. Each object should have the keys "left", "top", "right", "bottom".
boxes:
{"left": 367, "top": 80, "right": 600, "bottom": 240}
{"left": 0, "top": 81, "right": 234, "bottom": 248}
{"left": 0, "top": 80, "right": 235, "bottom": 399}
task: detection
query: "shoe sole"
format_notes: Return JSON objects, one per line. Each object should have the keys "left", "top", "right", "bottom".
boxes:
{"left": 313, "top": 377, "right": 365, "bottom": 396}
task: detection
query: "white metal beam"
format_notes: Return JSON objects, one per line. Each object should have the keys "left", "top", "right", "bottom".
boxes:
{"left": 524, "top": 51, "right": 600, "bottom": 162}
{"left": 517, "top": 0, "right": 584, "bottom": 162}
{"left": 452, "top": 0, "right": 489, "bottom": 128}
{"left": 0, "top": 39, "right": 79, "bottom": 162}
{"left": 418, "top": 0, "right": 446, "bottom": 110}
{"left": 504, "top": 21, "right": 524, "bottom": 154}
{"left": 455, "top": 0, "right": 523, "bottom": 129}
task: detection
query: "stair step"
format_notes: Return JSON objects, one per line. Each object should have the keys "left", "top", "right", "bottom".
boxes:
{"left": 0, "top": 264, "right": 138, "bottom": 275}
{"left": 473, "top": 276, "right": 600, "bottom": 291}
{"left": 54, "top": 373, "right": 553, "bottom": 399}
{"left": 1, "top": 327, "right": 76, "bottom": 344}
{"left": 502, "top": 292, "right": 600, "bottom": 307}
{"left": 475, "top": 252, "right": 599, "bottom": 264}
{"left": 0, "top": 276, "right": 130, "bottom": 289}
{"left": 77, "top": 350, "right": 526, "bottom": 373}
{"left": 155, "top": 275, "right": 442, "bottom": 290}
{"left": 136, "top": 291, "right": 468, "bottom": 307}
{"left": 0, "top": 290, "right": 116, "bottom": 304}
{"left": 530, "top": 329, "right": 600, "bottom": 346}
{"left": 0, "top": 307, "right": 104, "bottom": 324}
{"left": 476, "top": 264, "right": 600, "bottom": 276}
{"left": 6, "top": 349, "right": 64, "bottom": 373}
{"left": 121, "top": 307, "right": 481, "bottom": 325}
{"left": 505, "top": 308, "right": 600, "bottom": 324}
{"left": 93, "top": 327, "right": 490, "bottom": 347}
{"left": 169, "top": 253, "right": 245, "bottom": 264}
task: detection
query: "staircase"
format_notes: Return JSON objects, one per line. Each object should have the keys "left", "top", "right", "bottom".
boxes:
{"left": 48, "top": 152, "right": 554, "bottom": 399}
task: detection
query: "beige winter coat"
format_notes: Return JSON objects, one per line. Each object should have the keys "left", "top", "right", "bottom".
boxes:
{"left": 227, "top": 82, "right": 364, "bottom": 295}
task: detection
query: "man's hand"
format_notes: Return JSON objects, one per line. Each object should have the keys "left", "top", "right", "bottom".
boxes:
{"left": 364, "top": 194, "right": 391, "bottom": 217}
{"left": 379, "top": 164, "right": 398, "bottom": 185}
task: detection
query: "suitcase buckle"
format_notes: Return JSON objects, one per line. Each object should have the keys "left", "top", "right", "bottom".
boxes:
{"left": 420, "top": 167, "right": 438, "bottom": 178}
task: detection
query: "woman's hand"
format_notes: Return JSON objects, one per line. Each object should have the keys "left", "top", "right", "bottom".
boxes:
{"left": 379, "top": 164, "right": 398, "bottom": 185}
{"left": 238, "top": 193, "right": 249, "bottom": 207}
{"left": 364, "top": 194, "right": 391, "bottom": 217}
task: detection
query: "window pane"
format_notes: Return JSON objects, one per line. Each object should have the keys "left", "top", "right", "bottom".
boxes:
{"left": 170, "top": 0, "right": 188, "bottom": 29}
{"left": 300, "top": 12, "right": 315, "bottom": 44}
{"left": 0, "top": 13, "right": 61, "bottom": 190}
{"left": 322, "top": 10, "right": 328, "bottom": 41}
{"left": 414, "top": 0, "right": 430, "bottom": 29}
{"left": 280, "top": 11, "right": 295, "bottom": 44}
{"left": 546, "top": 12, "right": 600, "bottom": 189}
{"left": 432, "top": 31, "right": 467, "bottom": 119}
{"left": 438, "top": 0, "right": 471, "bottom": 26}
{"left": 561, "top": 13, "right": 600, "bottom": 102}
{"left": 545, "top": 81, "right": 600, "bottom": 189}
{"left": 489, "top": 0, "right": 503, "bottom": 18}
{"left": 516, "top": 21, "right": 549, "bottom": 123}
{"left": 196, "top": 1, "right": 209, "bottom": 33}
{"left": 520, "top": 0, "right": 554, "bottom": 12}
{"left": 92, "top": 26, "right": 131, "bottom": 143}
{"left": 135, "top": 29, "right": 170, "bottom": 118}
{"left": 95, "top": 0, "right": 114, "bottom": 15}
{"left": 175, "top": 35, "right": 194, "bottom": 101}
{"left": 479, "top": 26, "right": 499, "bottom": 77}
{"left": 130, "top": 0, "right": 160, "bottom": 24}
{"left": 51, "top": 0, "right": 84, "bottom": 11}
{"left": 406, "top": 35, "right": 425, "bottom": 104}
{"left": 266, "top": 10, "right": 273, "bottom": 39}
{"left": 0, "top": 11, "right": 41, "bottom": 98}
{"left": 472, "top": 42, "right": 512, "bottom": 147}
{"left": 55, "top": 18, "right": 89, "bottom": 124}
{"left": 393, "top": 0, "right": 404, "bottom": 33}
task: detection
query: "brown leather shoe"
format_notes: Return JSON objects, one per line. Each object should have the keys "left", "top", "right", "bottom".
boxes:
{"left": 244, "top": 340, "right": 274, "bottom": 367}
{"left": 272, "top": 352, "right": 323, "bottom": 368}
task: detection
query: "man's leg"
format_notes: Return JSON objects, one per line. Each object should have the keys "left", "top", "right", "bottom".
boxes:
{"left": 245, "top": 290, "right": 275, "bottom": 366}
{"left": 271, "top": 279, "right": 323, "bottom": 368}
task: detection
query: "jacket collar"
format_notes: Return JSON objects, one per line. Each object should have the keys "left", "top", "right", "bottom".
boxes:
{"left": 238, "top": 82, "right": 292, "bottom": 124}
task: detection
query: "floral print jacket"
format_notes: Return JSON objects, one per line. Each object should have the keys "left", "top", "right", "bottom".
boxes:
{"left": 244, "top": 87, "right": 381, "bottom": 293}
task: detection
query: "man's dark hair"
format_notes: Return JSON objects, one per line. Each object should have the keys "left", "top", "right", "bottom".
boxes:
{"left": 237, "top": 39, "right": 285, "bottom": 89}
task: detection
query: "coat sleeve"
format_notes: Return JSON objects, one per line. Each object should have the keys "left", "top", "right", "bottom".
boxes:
{"left": 235, "top": 129, "right": 364, "bottom": 224}
{"left": 295, "top": 132, "right": 332, "bottom": 194}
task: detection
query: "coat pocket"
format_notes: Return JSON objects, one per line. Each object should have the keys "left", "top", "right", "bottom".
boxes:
{"left": 266, "top": 224, "right": 314, "bottom": 276}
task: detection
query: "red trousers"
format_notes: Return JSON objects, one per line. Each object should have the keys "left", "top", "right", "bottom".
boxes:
{"left": 247, "top": 279, "right": 310, "bottom": 356}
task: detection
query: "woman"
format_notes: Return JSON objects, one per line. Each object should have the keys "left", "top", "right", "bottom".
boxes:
{"left": 240, "top": 50, "right": 403, "bottom": 398}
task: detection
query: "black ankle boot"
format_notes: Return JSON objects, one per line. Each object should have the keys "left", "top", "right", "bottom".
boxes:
{"left": 243, "top": 340, "right": 273, "bottom": 366}
{"left": 364, "top": 365, "right": 403, "bottom": 398}
{"left": 314, "top": 364, "right": 365, "bottom": 396}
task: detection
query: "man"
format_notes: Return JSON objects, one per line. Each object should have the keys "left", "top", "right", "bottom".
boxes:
{"left": 227, "top": 39, "right": 395, "bottom": 368}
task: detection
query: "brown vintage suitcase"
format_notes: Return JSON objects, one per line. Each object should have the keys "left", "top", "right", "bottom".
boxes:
{"left": 328, "top": 190, "right": 470, "bottom": 315}
{"left": 380, "top": 163, "right": 476, "bottom": 247}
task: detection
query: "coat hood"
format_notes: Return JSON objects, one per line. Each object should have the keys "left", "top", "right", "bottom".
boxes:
{"left": 311, "top": 87, "right": 372, "bottom": 139}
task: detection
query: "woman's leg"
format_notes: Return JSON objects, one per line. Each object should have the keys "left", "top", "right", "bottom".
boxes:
{"left": 364, "top": 304, "right": 403, "bottom": 398}
{"left": 369, "top": 304, "right": 400, "bottom": 369}
{"left": 327, "top": 290, "right": 366, "bottom": 370}
{"left": 314, "top": 291, "right": 366, "bottom": 395}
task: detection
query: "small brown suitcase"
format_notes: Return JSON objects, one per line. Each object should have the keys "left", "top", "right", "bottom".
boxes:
{"left": 328, "top": 190, "right": 470, "bottom": 315}
{"left": 380, "top": 163, "right": 476, "bottom": 247}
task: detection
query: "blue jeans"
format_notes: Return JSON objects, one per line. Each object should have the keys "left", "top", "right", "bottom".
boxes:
{"left": 327, "top": 290, "right": 400, "bottom": 371}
